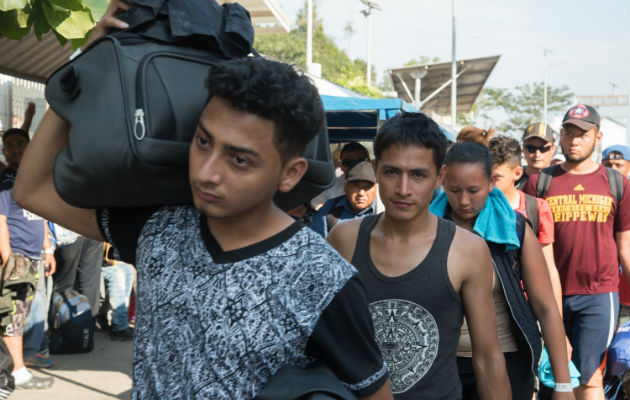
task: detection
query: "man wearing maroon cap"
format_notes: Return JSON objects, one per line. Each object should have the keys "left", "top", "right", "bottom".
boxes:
{"left": 524, "top": 105, "right": 630, "bottom": 399}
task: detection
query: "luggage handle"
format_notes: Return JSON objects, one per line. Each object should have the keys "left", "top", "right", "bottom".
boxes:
{"left": 59, "top": 66, "right": 81, "bottom": 100}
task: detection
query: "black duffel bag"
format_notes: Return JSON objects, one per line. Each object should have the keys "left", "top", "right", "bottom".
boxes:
{"left": 46, "top": 32, "right": 226, "bottom": 208}
{"left": 45, "top": 0, "right": 334, "bottom": 211}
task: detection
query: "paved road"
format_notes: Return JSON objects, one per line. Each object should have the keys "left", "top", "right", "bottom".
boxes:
{"left": 10, "top": 331, "right": 133, "bottom": 399}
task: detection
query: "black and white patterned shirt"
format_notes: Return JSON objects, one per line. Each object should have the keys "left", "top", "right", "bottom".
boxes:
{"left": 98, "top": 205, "right": 387, "bottom": 399}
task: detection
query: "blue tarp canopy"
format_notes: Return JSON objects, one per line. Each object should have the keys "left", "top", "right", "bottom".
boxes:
{"left": 321, "top": 95, "right": 455, "bottom": 142}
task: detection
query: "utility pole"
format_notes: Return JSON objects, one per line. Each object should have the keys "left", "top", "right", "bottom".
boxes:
{"left": 361, "top": 0, "right": 381, "bottom": 87}
{"left": 451, "top": 0, "right": 457, "bottom": 126}
{"left": 543, "top": 48, "right": 550, "bottom": 124}
{"left": 306, "top": 0, "right": 313, "bottom": 73}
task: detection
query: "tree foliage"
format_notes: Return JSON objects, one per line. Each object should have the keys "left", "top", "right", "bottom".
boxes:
{"left": 254, "top": 3, "right": 382, "bottom": 98}
{"left": 404, "top": 56, "right": 441, "bottom": 66}
{"left": 473, "top": 82, "right": 574, "bottom": 135}
{"left": 0, "top": 0, "right": 108, "bottom": 49}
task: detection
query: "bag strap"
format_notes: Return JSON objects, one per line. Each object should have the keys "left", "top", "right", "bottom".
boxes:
{"left": 605, "top": 167, "right": 624, "bottom": 206}
{"left": 325, "top": 197, "right": 345, "bottom": 233}
{"left": 524, "top": 194, "right": 540, "bottom": 237}
{"left": 510, "top": 213, "right": 528, "bottom": 283}
{"left": 536, "top": 165, "right": 557, "bottom": 198}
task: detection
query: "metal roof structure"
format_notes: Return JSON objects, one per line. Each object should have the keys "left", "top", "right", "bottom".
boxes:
{"left": 389, "top": 55, "right": 500, "bottom": 115}
{"left": 0, "top": 0, "right": 290, "bottom": 83}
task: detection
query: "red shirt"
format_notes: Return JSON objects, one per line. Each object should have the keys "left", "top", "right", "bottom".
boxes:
{"left": 523, "top": 165, "right": 630, "bottom": 295}
{"left": 514, "top": 190, "right": 555, "bottom": 245}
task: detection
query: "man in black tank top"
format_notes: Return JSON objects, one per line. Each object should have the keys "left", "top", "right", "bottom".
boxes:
{"left": 327, "top": 113, "right": 511, "bottom": 400}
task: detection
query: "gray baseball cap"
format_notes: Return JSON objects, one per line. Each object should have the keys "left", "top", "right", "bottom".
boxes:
{"left": 345, "top": 161, "right": 376, "bottom": 183}
{"left": 522, "top": 122, "right": 554, "bottom": 143}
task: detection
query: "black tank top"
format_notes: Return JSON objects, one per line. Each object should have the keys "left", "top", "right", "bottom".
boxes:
{"left": 351, "top": 215, "right": 463, "bottom": 400}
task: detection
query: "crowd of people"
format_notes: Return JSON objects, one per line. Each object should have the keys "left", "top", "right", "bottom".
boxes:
{"left": 0, "top": 2, "right": 627, "bottom": 399}
{"left": 0, "top": 105, "right": 137, "bottom": 394}
{"left": 303, "top": 105, "right": 630, "bottom": 400}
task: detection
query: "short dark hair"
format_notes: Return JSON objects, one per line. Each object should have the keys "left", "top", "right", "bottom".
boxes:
{"left": 488, "top": 136, "right": 521, "bottom": 168}
{"left": 374, "top": 112, "right": 447, "bottom": 171}
{"left": 444, "top": 142, "right": 492, "bottom": 179}
{"left": 206, "top": 57, "right": 324, "bottom": 162}
{"left": 2, "top": 128, "right": 29, "bottom": 144}
{"left": 340, "top": 142, "right": 370, "bottom": 161}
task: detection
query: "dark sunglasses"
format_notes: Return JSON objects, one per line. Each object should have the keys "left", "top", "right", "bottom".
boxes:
{"left": 341, "top": 158, "right": 367, "bottom": 168}
{"left": 524, "top": 144, "right": 553, "bottom": 154}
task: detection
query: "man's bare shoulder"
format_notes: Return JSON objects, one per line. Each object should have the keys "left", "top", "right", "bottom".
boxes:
{"left": 448, "top": 226, "right": 491, "bottom": 269}
{"left": 326, "top": 218, "right": 362, "bottom": 261}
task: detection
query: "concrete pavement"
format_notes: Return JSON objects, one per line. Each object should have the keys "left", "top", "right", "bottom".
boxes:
{"left": 10, "top": 330, "right": 133, "bottom": 400}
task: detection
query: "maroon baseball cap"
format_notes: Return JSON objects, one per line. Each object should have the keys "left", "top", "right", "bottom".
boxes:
{"left": 562, "top": 104, "right": 600, "bottom": 131}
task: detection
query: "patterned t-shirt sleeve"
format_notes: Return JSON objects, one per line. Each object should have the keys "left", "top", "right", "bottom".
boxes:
{"left": 305, "top": 275, "right": 389, "bottom": 397}
{"left": 96, "top": 207, "right": 157, "bottom": 265}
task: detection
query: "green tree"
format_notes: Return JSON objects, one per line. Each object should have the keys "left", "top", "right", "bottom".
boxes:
{"left": 471, "top": 82, "right": 573, "bottom": 135}
{"left": 0, "top": 0, "right": 107, "bottom": 49}
{"left": 254, "top": 3, "right": 382, "bottom": 98}
{"left": 404, "top": 56, "right": 441, "bottom": 66}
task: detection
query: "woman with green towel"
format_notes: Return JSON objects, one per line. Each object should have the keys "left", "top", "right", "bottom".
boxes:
{"left": 429, "top": 129, "right": 574, "bottom": 400}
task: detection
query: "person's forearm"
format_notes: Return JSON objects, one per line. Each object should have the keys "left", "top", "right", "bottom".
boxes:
{"left": 20, "top": 102, "right": 35, "bottom": 133}
{"left": 541, "top": 244, "right": 562, "bottom": 316}
{"left": 13, "top": 109, "right": 69, "bottom": 209}
{"left": 538, "top": 307, "right": 572, "bottom": 384}
{"left": 43, "top": 222, "right": 52, "bottom": 251}
{"left": 0, "top": 218, "right": 11, "bottom": 266}
{"left": 473, "top": 353, "right": 511, "bottom": 400}
{"left": 359, "top": 381, "right": 393, "bottom": 400}
{"left": 616, "top": 232, "right": 630, "bottom": 287}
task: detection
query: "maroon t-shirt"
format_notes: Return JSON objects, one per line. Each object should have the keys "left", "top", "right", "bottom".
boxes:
{"left": 523, "top": 165, "right": 630, "bottom": 295}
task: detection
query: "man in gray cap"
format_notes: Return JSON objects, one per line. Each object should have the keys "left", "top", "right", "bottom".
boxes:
{"left": 309, "top": 161, "right": 377, "bottom": 237}
{"left": 516, "top": 122, "right": 556, "bottom": 189}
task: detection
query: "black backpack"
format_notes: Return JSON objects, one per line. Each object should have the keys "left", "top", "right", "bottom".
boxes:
{"left": 523, "top": 193, "right": 540, "bottom": 238}
{"left": 49, "top": 289, "right": 94, "bottom": 354}
{"left": 535, "top": 165, "right": 624, "bottom": 205}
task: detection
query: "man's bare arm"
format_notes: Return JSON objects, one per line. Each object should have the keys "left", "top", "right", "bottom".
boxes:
{"left": 0, "top": 215, "right": 11, "bottom": 266}
{"left": 616, "top": 230, "right": 630, "bottom": 287}
{"left": 326, "top": 218, "right": 362, "bottom": 261}
{"left": 450, "top": 230, "right": 511, "bottom": 400}
{"left": 20, "top": 102, "right": 35, "bottom": 133}
{"left": 359, "top": 381, "right": 393, "bottom": 400}
{"left": 13, "top": 110, "right": 103, "bottom": 241}
{"left": 42, "top": 221, "right": 56, "bottom": 276}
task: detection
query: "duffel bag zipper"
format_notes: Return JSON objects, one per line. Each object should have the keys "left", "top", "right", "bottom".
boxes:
{"left": 133, "top": 51, "right": 218, "bottom": 144}
{"left": 134, "top": 109, "right": 146, "bottom": 140}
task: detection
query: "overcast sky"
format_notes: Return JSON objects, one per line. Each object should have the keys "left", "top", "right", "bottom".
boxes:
{"left": 274, "top": 0, "right": 630, "bottom": 122}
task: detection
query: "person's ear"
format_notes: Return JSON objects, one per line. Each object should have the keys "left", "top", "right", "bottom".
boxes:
{"left": 435, "top": 164, "right": 447, "bottom": 190}
{"left": 513, "top": 165, "right": 523, "bottom": 181}
{"left": 277, "top": 156, "right": 308, "bottom": 193}
{"left": 595, "top": 130, "right": 603, "bottom": 145}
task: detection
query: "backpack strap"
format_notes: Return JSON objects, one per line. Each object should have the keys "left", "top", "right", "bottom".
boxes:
{"left": 605, "top": 167, "right": 624, "bottom": 207}
{"left": 536, "top": 165, "right": 557, "bottom": 198}
{"left": 524, "top": 193, "right": 540, "bottom": 238}
{"left": 325, "top": 197, "right": 345, "bottom": 233}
